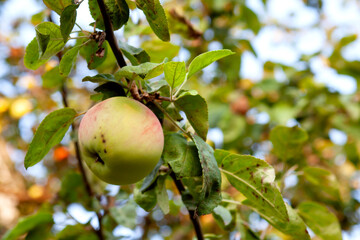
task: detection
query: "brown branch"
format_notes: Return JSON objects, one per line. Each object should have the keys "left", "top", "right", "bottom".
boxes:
{"left": 169, "top": 9, "right": 202, "bottom": 39}
{"left": 95, "top": 0, "right": 127, "bottom": 68}
{"left": 169, "top": 171, "right": 204, "bottom": 240}
{"left": 60, "top": 85, "right": 105, "bottom": 239}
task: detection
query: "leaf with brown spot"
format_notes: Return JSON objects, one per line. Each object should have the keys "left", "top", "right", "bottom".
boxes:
{"left": 215, "top": 149, "right": 289, "bottom": 222}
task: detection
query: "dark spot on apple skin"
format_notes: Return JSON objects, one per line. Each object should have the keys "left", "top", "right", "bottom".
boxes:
{"left": 94, "top": 153, "right": 105, "bottom": 165}
{"left": 104, "top": 149, "right": 107, "bottom": 153}
{"left": 101, "top": 134, "right": 106, "bottom": 143}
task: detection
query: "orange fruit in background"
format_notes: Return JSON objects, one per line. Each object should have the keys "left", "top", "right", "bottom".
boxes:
{"left": 28, "top": 184, "right": 44, "bottom": 199}
{"left": 53, "top": 146, "right": 70, "bottom": 162}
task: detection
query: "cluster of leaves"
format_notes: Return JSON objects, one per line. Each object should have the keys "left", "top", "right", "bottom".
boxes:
{"left": 0, "top": 0, "right": 356, "bottom": 239}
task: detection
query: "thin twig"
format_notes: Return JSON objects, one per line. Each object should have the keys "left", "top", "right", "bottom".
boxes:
{"left": 60, "top": 85, "right": 104, "bottom": 240}
{"left": 169, "top": 171, "right": 204, "bottom": 240}
{"left": 95, "top": 0, "right": 127, "bottom": 68}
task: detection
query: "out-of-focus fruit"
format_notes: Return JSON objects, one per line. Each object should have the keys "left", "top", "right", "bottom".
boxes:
{"left": 53, "top": 146, "right": 70, "bottom": 162}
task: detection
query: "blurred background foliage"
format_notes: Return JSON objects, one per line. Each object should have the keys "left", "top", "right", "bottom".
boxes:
{"left": 1, "top": 0, "right": 360, "bottom": 239}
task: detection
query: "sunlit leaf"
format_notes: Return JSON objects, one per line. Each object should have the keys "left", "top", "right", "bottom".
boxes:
{"left": 24, "top": 108, "right": 77, "bottom": 169}
{"left": 156, "top": 174, "right": 169, "bottom": 214}
{"left": 118, "top": 41, "right": 150, "bottom": 65}
{"left": 244, "top": 201, "right": 310, "bottom": 240}
{"left": 43, "top": 0, "right": 73, "bottom": 15}
{"left": 109, "top": 200, "right": 137, "bottom": 229}
{"left": 88, "top": 0, "right": 129, "bottom": 30}
{"left": 174, "top": 90, "right": 208, "bottom": 140}
{"left": 42, "top": 65, "right": 65, "bottom": 88}
{"left": 269, "top": 126, "right": 308, "bottom": 161}
{"left": 164, "top": 61, "right": 186, "bottom": 93}
{"left": 298, "top": 201, "right": 342, "bottom": 240}
{"left": 303, "top": 167, "right": 341, "bottom": 200}
{"left": 59, "top": 45, "right": 81, "bottom": 76}
{"left": 141, "top": 40, "right": 180, "bottom": 63}
{"left": 35, "top": 22, "right": 65, "bottom": 60}
{"left": 192, "top": 135, "right": 222, "bottom": 215}
{"left": 212, "top": 205, "right": 236, "bottom": 231}
{"left": 136, "top": 0, "right": 170, "bottom": 41}
{"left": 134, "top": 181, "right": 157, "bottom": 211}
{"left": 115, "top": 62, "right": 163, "bottom": 80}
{"left": 2, "top": 212, "right": 53, "bottom": 240}
{"left": 60, "top": 4, "right": 78, "bottom": 42}
{"left": 215, "top": 150, "right": 289, "bottom": 222}
{"left": 187, "top": 49, "right": 235, "bottom": 79}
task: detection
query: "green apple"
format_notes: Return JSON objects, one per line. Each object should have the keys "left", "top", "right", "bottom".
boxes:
{"left": 78, "top": 97, "right": 164, "bottom": 185}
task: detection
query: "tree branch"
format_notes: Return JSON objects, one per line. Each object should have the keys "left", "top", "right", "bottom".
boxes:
{"left": 60, "top": 84, "right": 104, "bottom": 240}
{"left": 169, "top": 171, "right": 204, "bottom": 240}
{"left": 95, "top": 0, "right": 127, "bottom": 68}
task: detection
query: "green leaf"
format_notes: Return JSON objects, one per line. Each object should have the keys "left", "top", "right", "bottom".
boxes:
{"left": 240, "top": 5, "right": 261, "bottom": 34}
{"left": 80, "top": 39, "right": 108, "bottom": 69}
{"left": 25, "top": 224, "right": 53, "bottom": 240}
{"left": 174, "top": 90, "right": 208, "bottom": 140}
{"left": 244, "top": 201, "right": 310, "bottom": 240}
{"left": 109, "top": 200, "right": 137, "bottom": 229}
{"left": 134, "top": 181, "right": 157, "bottom": 211}
{"left": 136, "top": 0, "right": 170, "bottom": 41}
{"left": 269, "top": 126, "right": 308, "bottom": 161}
{"left": 25, "top": 23, "right": 65, "bottom": 70}
{"left": 2, "top": 212, "right": 53, "bottom": 240}
{"left": 118, "top": 41, "right": 150, "bottom": 65}
{"left": 187, "top": 49, "right": 235, "bottom": 79}
{"left": 162, "top": 133, "right": 202, "bottom": 178}
{"left": 94, "top": 82, "right": 126, "bottom": 100}
{"left": 145, "top": 79, "right": 169, "bottom": 93}
{"left": 156, "top": 174, "right": 169, "bottom": 214}
{"left": 115, "top": 62, "right": 163, "bottom": 80}
{"left": 35, "top": 28, "right": 50, "bottom": 56}
{"left": 60, "top": 4, "right": 78, "bottom": 42}
{"left": 31, "top": 11, "right": 46, "bottom": 25}
{"left": 212, "top": 205, "right": 236, "bottom": 231}
{"left": 88, "top": 0, "right": 129, "bottom": 31}
{"left": 56, "top": 224, "right": 98, "bottom": 240}
{"left": 215, "top": 149, "right": 289, "bottom": 222}
{"left": 24, "top": 108, "right": 77, "bottom": 169}
{"left": 43, "top": 0, "right": 73, "bottom": 15}
{"left": 141, "top": 158, "right": 163, "bottom": 192}
{"left": 82, "top": 73, "right": 116, "bottom": 83}
{"left": 298, "top": 201, "right": 342, "bottom": 240}
{"left": 35, "top": 22, "right": 65, "bottom": 60}
{"left": 192, "top": 135, "right": 222, "bottom": 215}
{"left": 303, "top": 167, "right": 341, "bottom": 200}
{"left": 24, "top": 38, "right": 48, "bottom": 70}
{"left": 141, "top": 40, "right": 180, "bottom": 63}
{"left": 164, "top": 61, "right": 186, "bottom": 93}
{"left": 59, "top": 45, "right": 81, "bottom": 77}
{"left": 143, "top": 63, "right": 165, "bottom": 80}
{"left": 42, "top": 66, "right": 66, "bottom": 88}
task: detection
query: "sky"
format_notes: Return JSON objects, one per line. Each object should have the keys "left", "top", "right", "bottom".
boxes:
{"left": 1, "top": 0, "right": 360, "bottom": 239}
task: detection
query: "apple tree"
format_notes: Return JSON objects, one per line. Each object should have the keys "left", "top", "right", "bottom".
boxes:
{"left": 0, "top": 0, "right": 358, "bottom": 239}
